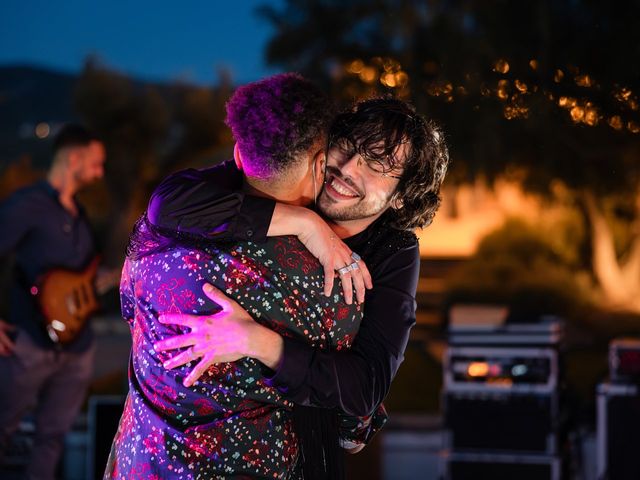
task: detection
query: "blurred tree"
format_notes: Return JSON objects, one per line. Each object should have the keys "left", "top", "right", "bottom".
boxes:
{"left": 74, "top": 59, "right": 232, "bottom": 266}
{"left": 74, "top": 58, "right": 171, "bottom": 266}
{"left": 0, "top": 155, "right": 44, "bottom": 201}
{"left": 259, "top": 0, "right": 640, "bottom": 311}
{"left": 164, "top": 70, "right": 233, "bottom": 170}
{"left": 444, "top": 218, "right": 590, "bottom": 322}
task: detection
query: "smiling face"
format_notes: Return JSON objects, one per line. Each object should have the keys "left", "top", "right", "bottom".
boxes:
{"left": 316, "top": 96, "right": 450, "bottom": 234}
{"left": 317, "top": 140, "right": 407, "bottom": 226}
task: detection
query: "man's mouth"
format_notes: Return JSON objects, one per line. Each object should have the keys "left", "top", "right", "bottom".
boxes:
{"left": 326, "top": 176, "right": 361, "bottom": 199}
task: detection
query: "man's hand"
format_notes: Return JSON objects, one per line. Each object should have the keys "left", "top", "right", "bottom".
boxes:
{"left": 154, "top": 283, "right": 283, "bottom": 387}
{"left": 346, "top": 445, "right": 365, "bottom": 454}
{"left": 95, "top": 266, "right": 122, "bottom": 295}
{"left": 296, "top": 209, "right": 373, "bottom": 304}
{"left": 0, "top": 319, "right": 16, "bottom": 356}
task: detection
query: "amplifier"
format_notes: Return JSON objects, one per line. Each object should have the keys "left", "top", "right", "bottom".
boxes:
{"left": 443, "top": 346, "right": 561, "bottom": 455}
{"left": 444, "top": 347, "right": 558, "bottom": 392}
{"left": 448, "top": 306, "right": 563, "bottom": 346}
{"left": 444, "top": 390, "right": 559, "bottom": 454}
{"left": 596, "top": 382, "right": 640, "bottom": 480}
{"left": 609, "top": 338, "right": 640, "bottom": 383}
{"left": 440, "top": 451, "right": 561, "bottom": 480}
{"left": 86, "top": 395, "right": 126, "bottom": 480}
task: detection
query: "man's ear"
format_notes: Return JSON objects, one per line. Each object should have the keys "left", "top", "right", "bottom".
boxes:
{"left": 233, "top": 143, "right": 243, "bottom": 171}
{"left": 312, "top": 149, "right": 326, "bottom": 185}
{"left": 67, "top": 149, "right": 82, "bottom": 171}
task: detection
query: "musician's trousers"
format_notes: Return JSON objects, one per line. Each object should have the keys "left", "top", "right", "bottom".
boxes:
{"left": 0, "top": 328, "right": 94, "bottom": 480}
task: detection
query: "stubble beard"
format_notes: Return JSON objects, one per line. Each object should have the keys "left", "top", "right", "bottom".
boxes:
{"left": 316, "top": 188, "right": 390, "bottom": 222}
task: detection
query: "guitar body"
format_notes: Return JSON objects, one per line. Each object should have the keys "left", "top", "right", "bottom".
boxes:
{"left": 36, "top": 257, "right": 101, "bottom": 345}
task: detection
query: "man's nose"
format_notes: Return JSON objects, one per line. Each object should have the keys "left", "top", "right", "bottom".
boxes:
{"left": 339, "top": 154, "right": 361, "bottom": 177}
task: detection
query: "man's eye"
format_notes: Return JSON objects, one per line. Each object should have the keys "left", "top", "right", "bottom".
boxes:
{"left": 365, "top": 158, "right": 390, "bottom": 173}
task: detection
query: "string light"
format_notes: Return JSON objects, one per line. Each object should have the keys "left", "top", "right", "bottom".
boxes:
{"left": 347, "top": 59, "right": 364, "bottom": 74}
{"left": 570, "top": 105, "right": 581, "bottom": 122}
{"left": 584, "top": 107, "right": 599, "bottom": 126}
{"left": 554, "top": 69, "right": 564, "bottom": 82}
{"left": 514, "top": 79, "right": 528, "bottom": 94}
{"left": 381, "top": 72, "right": 397, "bottom": 87}
{"left": 359, "top": 66, "right": 377, "bottom": 83}
{"left": 608, "top": 116, "right": 623, "bottom": 130}
{"left": 342, "top": 57, "right": 639, "bottom": 133}
{"left": 497, "top": 79, "right": 509, "bottom": 100}
{"left": 575, "top": 74, "right": 593, "bottom": 87}
{"left": 558, "top": 97, "right": 577, "bottom": 108}
{"left": 493, "top": 59, "right": 510, "bottom": 74}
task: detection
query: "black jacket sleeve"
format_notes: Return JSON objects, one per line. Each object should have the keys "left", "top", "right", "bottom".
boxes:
{"left": 147, "top": 161, "right": 275, "bottom": 243}
{"left": 265, "top": 244, "right": 420, "bottom": 417}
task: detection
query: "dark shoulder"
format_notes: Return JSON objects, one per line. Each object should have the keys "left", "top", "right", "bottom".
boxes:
{"left": 2, "top": 181, "right": 50, "bottom": 209}
{"left": 362, "top": 221, "right": 418, "bottom": 273}
{"left": 164, "top": 160, "right": 240, "bottom": 185}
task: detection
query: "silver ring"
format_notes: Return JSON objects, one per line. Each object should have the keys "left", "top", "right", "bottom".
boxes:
{"left": 351, "top": 252, "right": 361, "bottom": 262}
{"left": 337, "top": 265, "right": 352, "bottom": 275}
{"left": 350, "top": 261, "right": 360, "bottom": 270}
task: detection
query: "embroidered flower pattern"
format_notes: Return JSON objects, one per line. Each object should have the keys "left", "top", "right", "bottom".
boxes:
{"left": 105, "top": 237, "right": 380, "bottom": 479}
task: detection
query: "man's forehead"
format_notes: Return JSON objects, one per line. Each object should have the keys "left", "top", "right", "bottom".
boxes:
{"left": 86, "top": 141, "right": 106, "bottom": 162}
{"left": 89, "top": 141, "right": 105, "bottom": 152}
{"left": 364, "top": 138, "right": 411, "bottom": 165}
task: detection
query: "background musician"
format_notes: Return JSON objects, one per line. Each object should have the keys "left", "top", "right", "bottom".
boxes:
{"left": 0, "top": 124, "right": 106, "bottom": 480}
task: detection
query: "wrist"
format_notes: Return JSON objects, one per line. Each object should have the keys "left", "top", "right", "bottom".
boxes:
{"left": 295, "top": 207, "right": 321, "bottom": 241}
{"left": 269, "top": 203, "right": 316, "bottom": 238}
{"left": 246, "top": 322, "right": 284, "bottom": 370}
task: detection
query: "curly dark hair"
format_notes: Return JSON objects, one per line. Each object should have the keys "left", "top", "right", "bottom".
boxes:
{"left": 329, "top": 97, "right": 449, "bottom": 230}
{"left": 225, "top": 73, "right": 333, "bottom": 179}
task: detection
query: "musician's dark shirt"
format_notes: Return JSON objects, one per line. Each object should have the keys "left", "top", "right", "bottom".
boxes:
{"left": 0, "top": 181, "right": 95, "bottom": 352}
{"left": 147, "top": 162, "right": 420, "bottom": 416}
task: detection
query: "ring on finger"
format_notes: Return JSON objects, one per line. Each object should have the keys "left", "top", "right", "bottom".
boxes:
{"left": 351, "top": 252, "right": 361, "bottom": 262}
{"left": 350, "top": 261, "right": 360, "bottom": 270}
{"left": 337, "top": 265, "right": 352, "bottom": 275}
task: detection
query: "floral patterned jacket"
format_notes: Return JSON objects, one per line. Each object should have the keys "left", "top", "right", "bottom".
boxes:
{"left": 105, "top": 233, "right": 386, "bottom": 480}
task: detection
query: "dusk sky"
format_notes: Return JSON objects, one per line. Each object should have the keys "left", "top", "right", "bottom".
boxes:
{"left": 0, "top": 1, "right": 285, "bottom": 85}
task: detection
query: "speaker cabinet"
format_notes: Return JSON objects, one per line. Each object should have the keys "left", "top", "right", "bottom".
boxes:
{"left": 597, "top": 383, "right": 640, "bottom": 480}
{"left": 86, "top": 395, "right": 125, "bottom": 480}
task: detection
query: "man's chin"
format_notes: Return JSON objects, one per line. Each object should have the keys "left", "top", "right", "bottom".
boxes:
{"left": 319, "top": 202, "right": 362, "bottom": 222}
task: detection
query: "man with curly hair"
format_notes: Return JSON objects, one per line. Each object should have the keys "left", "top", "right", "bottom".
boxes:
{"left": 105, "top": 74, "right": 397, "bottom": 480}
{"left": 147, "top": 93, "right": 450, "bottom": 478}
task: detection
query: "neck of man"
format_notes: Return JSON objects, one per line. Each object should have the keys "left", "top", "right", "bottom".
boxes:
{"left": 47, "top": 164, "right": 79, "bottom": 215}
{"left": 243, "top": 176, "right": 311, "bottom": 207}
{"left": 329, "top": 210, "right": 387, "bottom": 239}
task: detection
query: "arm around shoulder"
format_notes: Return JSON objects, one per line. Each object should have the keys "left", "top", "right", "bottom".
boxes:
{"left": 147, "top": 163, "right": 275, "bottom": 242}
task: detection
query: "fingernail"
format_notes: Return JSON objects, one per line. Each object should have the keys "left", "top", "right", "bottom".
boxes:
{"left": 203, "top": 283, "right": 213, "bottom": 293}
